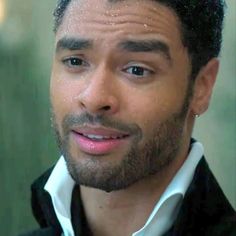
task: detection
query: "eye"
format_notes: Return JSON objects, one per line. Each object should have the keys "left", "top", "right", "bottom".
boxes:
{"left": 62, "top": 57, "right": 89, "bottom": 68}
{"left": 123, "top": 65, "right": 154, "bottom": 78}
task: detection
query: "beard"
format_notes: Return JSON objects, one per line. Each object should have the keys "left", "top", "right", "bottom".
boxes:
{"left": 52, "top": 83, "right": 193, "bottom": 192}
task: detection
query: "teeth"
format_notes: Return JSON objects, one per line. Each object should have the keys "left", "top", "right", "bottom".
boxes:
{"left": 83, "top": 134, "right": 125, "bottom": 140}
{"left": 86, "top": 134, "right": 104, "bottom": 140}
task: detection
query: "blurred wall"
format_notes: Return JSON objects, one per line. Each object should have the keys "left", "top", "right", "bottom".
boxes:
{"left": 0, "top": 1, "right": 58, "bottom": 235}
{"left": 0, "top": 0, "right": 235, "bottom": 235}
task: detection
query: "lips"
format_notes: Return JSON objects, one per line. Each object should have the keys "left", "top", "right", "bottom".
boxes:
{"left": 71, "top": 126, "right": 130, "bottom": 155}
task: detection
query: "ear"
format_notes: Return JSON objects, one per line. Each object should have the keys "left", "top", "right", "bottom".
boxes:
{"left": 189, "top": 58, "right": 219, "bottom": 116}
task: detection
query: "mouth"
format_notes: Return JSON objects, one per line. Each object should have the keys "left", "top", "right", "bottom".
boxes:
{"left": 71, "top": 126, "right": 130, "bottom": 155}
{"left": 77, "top": 133, "right": 129, "bottom": 141}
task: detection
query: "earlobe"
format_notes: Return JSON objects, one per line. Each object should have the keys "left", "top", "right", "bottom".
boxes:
{"left": 190, "top": 58, "right": 219, "bottom": 116}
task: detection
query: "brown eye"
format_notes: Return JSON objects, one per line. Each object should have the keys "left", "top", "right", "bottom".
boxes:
{"left": 130, "top": 66, "right": 145, "bottom": 76}
{"left": 124, "top": 65, "right": 154, "bottom": 78}
{"left": 62, "top": 57, "right": 88, "bottom": 68}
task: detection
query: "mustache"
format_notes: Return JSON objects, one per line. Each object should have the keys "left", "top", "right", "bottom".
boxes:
{"left": 61, "top": 112, "right": 142, "bottom": 137}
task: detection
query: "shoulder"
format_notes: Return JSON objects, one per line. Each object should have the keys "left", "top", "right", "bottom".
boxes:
{"left": 206, "top": 214, "right": 236, "bottom": 236}
{"left": 169, "top": 157, "right": 236, "bottom": 235}
{"left": 23, "top": 166, "right": 63, "bottom": 235}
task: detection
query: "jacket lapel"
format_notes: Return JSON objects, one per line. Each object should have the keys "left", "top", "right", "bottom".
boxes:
{"left": 164, "top": 157, "right": 236, "bottom": 236}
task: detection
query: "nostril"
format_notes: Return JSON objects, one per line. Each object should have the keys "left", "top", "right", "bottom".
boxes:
{"left": 103, "top": 106, "right": 111, "bottom": 111}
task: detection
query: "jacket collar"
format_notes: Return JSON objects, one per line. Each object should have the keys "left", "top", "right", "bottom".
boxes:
{"left": 31, "top": 166, "right": 62, "bottom": 234}
{"left": 165, "top": 158, "right": 236, "bottom": 235}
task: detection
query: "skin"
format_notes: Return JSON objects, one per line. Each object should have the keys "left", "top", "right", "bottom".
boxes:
{"left": 50, "top": 0, "right": 219, "bottom": 235}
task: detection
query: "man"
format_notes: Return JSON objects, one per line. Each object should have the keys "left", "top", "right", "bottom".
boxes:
{"left": 21, "top": 0, "right": 236, "bottom": 235}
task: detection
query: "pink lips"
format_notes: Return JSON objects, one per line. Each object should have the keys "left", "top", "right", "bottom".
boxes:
{"left": 71, "top": 126, "right": 130, "bottom": 155}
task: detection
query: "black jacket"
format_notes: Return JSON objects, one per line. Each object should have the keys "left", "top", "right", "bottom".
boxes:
{"left": 20, "top": 158, "right": 236, "bottom": 236}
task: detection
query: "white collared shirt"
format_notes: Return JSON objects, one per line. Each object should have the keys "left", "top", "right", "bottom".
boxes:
{"left": 45, "top": 141, "right": 204, "bottom": 236}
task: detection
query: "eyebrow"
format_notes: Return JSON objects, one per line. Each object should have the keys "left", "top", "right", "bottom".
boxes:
{"left": 56, "top": 37, "right": 172, "bottom": 63}
{"left": 118, "top": 40, "right": 172, "bottom": 62}
{"left": 56, "top": 37, "right": 93, "bottom": 52}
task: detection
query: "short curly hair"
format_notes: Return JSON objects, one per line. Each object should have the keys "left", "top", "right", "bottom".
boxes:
{"left": 53, "top": 0, "right": 225, "bottom": 79}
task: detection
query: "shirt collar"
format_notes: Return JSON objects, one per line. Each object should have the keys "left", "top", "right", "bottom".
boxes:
{"left": 133, "top": 141, "right": 204, "bottom": 236}
{"left": 44, "top": 141, "right": 204, "bottom": 236}
{"left": 44, "top": 156, "right": 75, "bottom": 236}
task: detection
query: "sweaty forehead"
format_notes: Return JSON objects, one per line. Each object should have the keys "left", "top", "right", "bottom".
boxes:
{"left": 56, "top": 0, "right": 183, "bottom": 48}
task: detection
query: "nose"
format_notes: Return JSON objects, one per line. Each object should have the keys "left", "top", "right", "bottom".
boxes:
{"left": 78, "top": 66, "right": 119, "bottom": 115}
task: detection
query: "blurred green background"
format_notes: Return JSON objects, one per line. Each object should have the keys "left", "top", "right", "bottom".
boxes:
{"left": 0, "top": 0, "right": 235, "bottom": 235}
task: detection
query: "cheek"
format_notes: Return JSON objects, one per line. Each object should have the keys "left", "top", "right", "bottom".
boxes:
{"left": 124, "top": 83, "right": 186, "bottom": 135}
{"left": 50, "top": 71, "right": 81, "bottom": 122}
{"left": 124, "top": 96, "right": 161, "bottom": 137}
{"left": 126, "top": 87, "right": 179, "bottom": 118}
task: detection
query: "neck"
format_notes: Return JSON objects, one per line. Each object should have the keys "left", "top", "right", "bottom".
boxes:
{"left": 80, "top": 140, "right": 190, "bottom": 236}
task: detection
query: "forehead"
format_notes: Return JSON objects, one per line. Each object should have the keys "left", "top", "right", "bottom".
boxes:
{"left": 56, "top": 0, "right": 183, "bottom": 50}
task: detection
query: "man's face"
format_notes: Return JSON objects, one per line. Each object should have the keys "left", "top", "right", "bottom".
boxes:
{"left": 51, "top": 0, "right": 192, "bottom": 192}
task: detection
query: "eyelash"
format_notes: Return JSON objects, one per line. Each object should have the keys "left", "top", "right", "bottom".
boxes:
{"left": 61, "top": 57, "right": 155, "bottom": 79}
{"left": 122, "top": 65, "right": 154, "bottom": 78}
{"left": 62, "top": 57, "right": 89, "bottom": 69}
